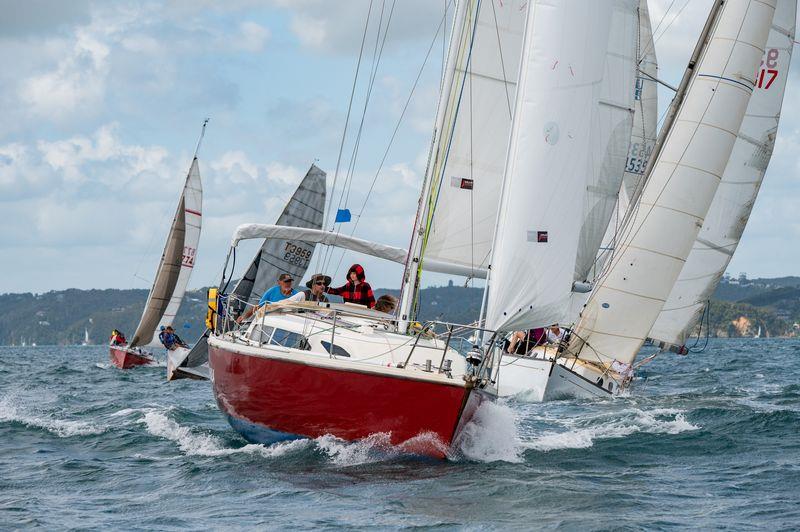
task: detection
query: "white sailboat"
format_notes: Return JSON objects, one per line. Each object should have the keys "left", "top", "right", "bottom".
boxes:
{"left": 167, "top": 164, "right": 327, "bottom": 380}
{"left": 110, "top": 122, "right": 205, "bottom": 369}
{"left": 81, "top": 327, "right": 91, "bottom": 346}
{"left": 648, "top": 0, "right": 795, "bottom": 352}
{"left": 548, "top": 0, "right": 778, "bottom": 398}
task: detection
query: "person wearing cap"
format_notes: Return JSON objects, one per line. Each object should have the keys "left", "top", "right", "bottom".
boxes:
{"left": 292, "top": 274, "right": 330, "bottom": 303}
{"left": 237, "top": 273, "right": 298, "bottom": 323}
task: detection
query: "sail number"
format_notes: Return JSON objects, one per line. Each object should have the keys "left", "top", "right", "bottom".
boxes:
{"left": 182, "top": 247, "right": 196, "bottom": 267}
{"left": 283, "top": 242, "right": 312, "bottom": 267}
{"left": 755, "top": 48, "right": 780, "bottom": 90}
{"left": 625, "top": 142, "right": 653, "bottom": 175}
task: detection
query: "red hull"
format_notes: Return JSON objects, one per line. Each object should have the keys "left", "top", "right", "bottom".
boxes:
{"left": 109, "top": 346, "right": 154, "bottom": 369}
{"left": 208, "top": 343, "right": 487, "bottom": 458}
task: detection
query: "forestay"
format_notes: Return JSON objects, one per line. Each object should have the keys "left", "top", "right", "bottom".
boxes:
{"left": 649, "top": 0, "right": 796, "bottom": 349}
{"left": 571, "top": 0, "right": 776, "bottom": 366}
{"left": 130, "top": 158, "right": 202, "bottom": 348}
{"left": 421, "top": 0, "right": 527, "bottom": 274}
{"left": 485, "top": 0, "right": 638, "bottom": 332}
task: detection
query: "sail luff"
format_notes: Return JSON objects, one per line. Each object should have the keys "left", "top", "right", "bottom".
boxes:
{"left": 571, "top": 0, "right": 777, "bottom": 366}
{"left": 648, "top": 0, "right": 796, "bottom": 348}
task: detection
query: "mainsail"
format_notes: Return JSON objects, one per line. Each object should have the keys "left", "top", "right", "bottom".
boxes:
{"left": 648, "top": 0, "right": 796, "bottom": 349}
{"left": 570, "top": 0, "right": 776, "bottom": 366}
{"left": 130, "top": 158, "right": 202, "bottom": 348}
{"left": 485, "top": 0, "right": 639, "bottom": 332}
{"left": 399, "top": 0, "right": 527, "bottom": 325}
{"left": 175, "top": 164, "right": 326, "bottom": 376}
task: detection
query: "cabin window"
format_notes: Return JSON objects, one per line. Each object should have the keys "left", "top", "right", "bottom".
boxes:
{"left": 251, "top": 325, "right": 275, "bottom": 344}
{"left": 320, "top": 341, "right": 351, "bottom": 358}
{"left": 270, "top": 328, "right": 310, "bottom": 350}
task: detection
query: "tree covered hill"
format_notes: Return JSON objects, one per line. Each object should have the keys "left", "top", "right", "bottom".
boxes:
{"left": 1, "top": 276, "right": 798, "bottom": 345}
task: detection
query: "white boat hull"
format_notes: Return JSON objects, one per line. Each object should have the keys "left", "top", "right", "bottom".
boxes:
{"left": 166, "top": 346, "right": 191, "bottom": 381}
{"left": 498, "top": 352, "right": 613, "bottom": 402}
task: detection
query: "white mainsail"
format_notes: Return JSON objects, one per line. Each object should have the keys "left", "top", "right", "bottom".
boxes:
{"left": 485, "top": 0, "right": 638, "bottom": 332}
{"left": 648, "top": 0, "right": 796, "bottom": 349}
{"left": 571, "top": 0, "right": 776, "bottom": 366}
{"left": 399, "top": 0, "right": 527, "bottom": 325}
{"left": 130, "top": 158, "right": 203, "bottom": 348}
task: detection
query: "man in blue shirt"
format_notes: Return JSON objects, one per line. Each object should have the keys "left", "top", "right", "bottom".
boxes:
{"left": 238, "top": 273, "right": 297, "bottom": 323}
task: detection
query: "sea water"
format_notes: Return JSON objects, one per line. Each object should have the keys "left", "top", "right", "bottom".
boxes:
{"left": 1, "top": 339, "right": 798, "bottom": 529}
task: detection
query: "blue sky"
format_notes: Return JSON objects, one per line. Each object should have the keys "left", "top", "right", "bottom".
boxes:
{"left": 2, "top": 0, "right": 799, "bottom": 294}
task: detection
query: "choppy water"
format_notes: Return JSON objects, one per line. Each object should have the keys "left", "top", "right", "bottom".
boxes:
{"left": 1, "top": 339, "right": 798, "bottom": 530}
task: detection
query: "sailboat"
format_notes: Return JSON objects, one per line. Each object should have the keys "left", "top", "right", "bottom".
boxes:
{"left": 81, "top": 327, "right": 91, "bottom": 346}
{"left": 109, "top": 122, "right": 206, "bottom": 369}
{"left": 202, "top": 0, "right": 538, "bottom": 457}
{"left": 536, "top": 0, "right": 779, "bottom": 399}
{"left": 166, "top": 164, "right": 327, "bottom": 380}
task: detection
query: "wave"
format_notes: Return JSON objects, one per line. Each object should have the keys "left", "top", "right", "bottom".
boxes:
{"left": 452, "top": 402, "right": 524, "bottom": 463}
{"left": 141, "top": 410, "right": 309, "bottom": 458}
{"left": 522, "top": 407, "right": 699, "bottom": 451}
{"left": 0, "top": 394, "right": 105, "bottom": 438}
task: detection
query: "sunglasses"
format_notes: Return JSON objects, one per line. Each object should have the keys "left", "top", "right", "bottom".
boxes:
{"left": 314, "top": 281, "right": 326, "bottom": 286}
{"left": 281, "top": 279, "right": 294, "bottom": 283}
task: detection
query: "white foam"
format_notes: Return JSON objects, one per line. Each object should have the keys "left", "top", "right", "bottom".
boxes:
{"left": 453, "top": 402, "right": 523, "bottom": 463}
{"left": 141, "top": 411, "right": 308, "bottom": 458}
{"left": 0, "top": 395, "right": 104, "bottom": 437}
{"left": 523, "top": 407, "right": 700, "bottom": 451}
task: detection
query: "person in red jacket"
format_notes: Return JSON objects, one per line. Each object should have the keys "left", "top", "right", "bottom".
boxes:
{"left": 326, "top": 264, "right": 376, "bottom": 308}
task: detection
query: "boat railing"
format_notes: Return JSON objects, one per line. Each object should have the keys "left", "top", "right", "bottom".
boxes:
{"left": 213, "top": 294, "right": 499, "bottom": 383}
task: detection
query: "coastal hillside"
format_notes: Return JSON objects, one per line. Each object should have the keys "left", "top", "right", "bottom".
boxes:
{"left": 1, "top": 275, "right": 797, "bottom": 345}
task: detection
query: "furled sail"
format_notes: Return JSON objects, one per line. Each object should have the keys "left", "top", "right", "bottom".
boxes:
{"left": 174, "top": 165, "right": 326, "bottom": 377}
{"left": 130, "top": 158, "right": 202, "bottom": 348}
{"left": 570, "top": 0, "right": 776, "bottom": 366}
{"left": 484, "top": 0, "right": 638, "bottom": 332}
{"left": 648, "top": 0, "right": 795, "bottom": 349}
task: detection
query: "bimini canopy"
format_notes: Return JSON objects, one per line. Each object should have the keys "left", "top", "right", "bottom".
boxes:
{"left": 230, "top": 224, "right": 487, "bottom": 280}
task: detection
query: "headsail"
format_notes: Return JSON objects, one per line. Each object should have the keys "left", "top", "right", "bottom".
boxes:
{"left": 173, "top": 165, "right": 326, "bottom": 378}
{"left": 398, "top": 0, "right": 528, "bottom": 326}
{"left": 130, "top": 158, "right": 202, "bottom": 348}
{"left": 570, "top": 0, "right": 776, "bottom": 366}
{"left": 648, "top": 0, "right": 795, "bottom": 349}
{"left": 484, "top": 0, "right": 639, "bottom": 332}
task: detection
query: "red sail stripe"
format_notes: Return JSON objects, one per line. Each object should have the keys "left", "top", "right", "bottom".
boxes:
{"left": 185, "top": 208, "right": 202, "bottom": 216}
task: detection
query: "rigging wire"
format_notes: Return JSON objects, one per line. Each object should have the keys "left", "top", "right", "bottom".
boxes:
{"left": 327, "top": 2, "right": 453, "bottom": 277}
{"left": 325, "top": 0, "right": 397, "bottom": 274}
{"left": 316, "top": 0, "right": 375, "bottom": 276}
